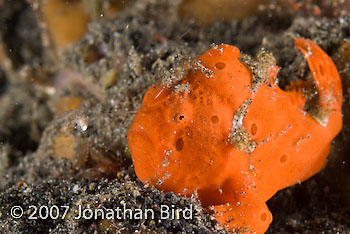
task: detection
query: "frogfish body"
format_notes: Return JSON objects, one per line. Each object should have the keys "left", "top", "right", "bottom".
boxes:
{"left": 128, "top": 38, "right": 342, "bottom": 233}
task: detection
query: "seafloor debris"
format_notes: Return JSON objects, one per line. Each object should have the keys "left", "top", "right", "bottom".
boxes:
{"left": 178, "top": 0, "right": 269, "bottom": 25}
{"left": 39, "top": 0, "right": 131, "bottom": 49}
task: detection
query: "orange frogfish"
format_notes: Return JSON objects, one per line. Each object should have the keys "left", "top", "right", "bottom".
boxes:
{"left": 127, "top": 38, "right": 342, "bottom": 233}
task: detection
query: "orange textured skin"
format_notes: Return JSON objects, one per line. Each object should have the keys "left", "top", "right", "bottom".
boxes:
{"left": 128, "top": 38, "right": 342, "bottom": 233}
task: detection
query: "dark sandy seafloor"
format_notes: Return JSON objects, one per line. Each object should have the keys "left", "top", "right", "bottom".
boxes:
{"left": 0, "top": 0, "right": 350, "bottom": 233}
